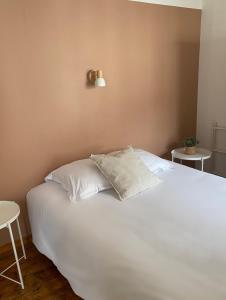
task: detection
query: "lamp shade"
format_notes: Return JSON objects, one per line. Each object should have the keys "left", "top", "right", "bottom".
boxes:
{"left": 95, "top": 77, "right": 106, "bottom": 87}
{"left": 94, "top": 70, "right": 106, "bottom": 87}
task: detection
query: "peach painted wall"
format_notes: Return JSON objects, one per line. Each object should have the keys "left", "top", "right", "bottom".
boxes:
{"left": 0, "top": 0, "right": 201, "bottom": 245}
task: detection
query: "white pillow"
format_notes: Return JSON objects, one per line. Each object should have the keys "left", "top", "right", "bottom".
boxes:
{"left": 135, "top": 149, "right": 173, "bottom": 173}
{"left": 45, "top": 159, "right": 111, "bottom": 202}
{"left": 91, "top": 148, "right": 161, "bottom": 201}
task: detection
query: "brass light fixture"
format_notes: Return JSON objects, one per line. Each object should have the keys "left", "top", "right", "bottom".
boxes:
{"left": 88, "top": 70, "right": 106, "bottom": 87}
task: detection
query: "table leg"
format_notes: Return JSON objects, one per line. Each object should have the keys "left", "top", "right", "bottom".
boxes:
{"left": 180, "top": 160, "right": 183, "bottom": 165}
{"left": 7, "top": 223, "right": 24, "bottom": 289}
{"left": 201, "top": 158, "right": 204, "bottom": 172}
{"left": 16, "top": 218, "right": 26, "bottom": 259}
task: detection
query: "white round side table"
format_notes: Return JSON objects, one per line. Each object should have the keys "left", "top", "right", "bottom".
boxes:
{"left": 171, "top": 147, "right": 212, "bottom": 171}
{"left": 0, "top": 201, "right": 26, "bottom": 289}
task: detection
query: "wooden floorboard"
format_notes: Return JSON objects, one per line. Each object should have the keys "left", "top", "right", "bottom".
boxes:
{"left": 0, "top": 241, "right": 83, "bottom": 300}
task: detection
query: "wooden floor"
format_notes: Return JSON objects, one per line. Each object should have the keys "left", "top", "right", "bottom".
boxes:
{"left": 0, "top": 241, "right": 83, "bottom": 300}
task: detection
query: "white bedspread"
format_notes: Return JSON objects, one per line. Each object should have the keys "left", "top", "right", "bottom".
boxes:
{"left": 27, "top": 163, "right": 226, "bottom": 300}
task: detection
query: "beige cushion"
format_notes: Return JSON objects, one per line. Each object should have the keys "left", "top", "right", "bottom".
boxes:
{"left": 90, "top": 148, "right": 161, "bottom": 200}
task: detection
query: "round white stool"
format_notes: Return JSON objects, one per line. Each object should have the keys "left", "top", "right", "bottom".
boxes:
{"left": 171, "top": 147, "right": 212, "bottom": 172}
{"left": 0, "top": 201, "right": 26, "bottom": 289}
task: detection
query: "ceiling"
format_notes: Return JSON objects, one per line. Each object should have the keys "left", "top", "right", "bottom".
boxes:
{"left": 129, "top": 0, "right": 202, "bottom": 10}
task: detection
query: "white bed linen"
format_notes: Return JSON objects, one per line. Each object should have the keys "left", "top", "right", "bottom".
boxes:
{"left": 27, "top": 163, "right": 226, "bottom": 300}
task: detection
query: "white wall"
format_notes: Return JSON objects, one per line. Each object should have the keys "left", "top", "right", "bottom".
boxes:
{"left": 197, "top": 0, "right": 226, "bottom": 176}
{"left": 130, "top": 0, "right": 202, "bottom": 9}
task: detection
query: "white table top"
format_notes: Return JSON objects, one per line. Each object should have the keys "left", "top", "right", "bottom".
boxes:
{"left": 0, "top": 201, "right": 20, "bottom": 230}
{"left": 171, "top": 147, "right": 212, "bottom": 161}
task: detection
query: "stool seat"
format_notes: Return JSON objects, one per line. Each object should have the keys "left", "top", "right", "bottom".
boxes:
{"left": 0, "top": 201, "right": 20, "bottom": 230}
{"left": 0, "top": 200, "right": 26, "bottom": 289}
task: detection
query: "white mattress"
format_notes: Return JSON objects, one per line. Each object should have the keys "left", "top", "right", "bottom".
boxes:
{"left": 27, "top": 163, "right": 226, "bottom": 300}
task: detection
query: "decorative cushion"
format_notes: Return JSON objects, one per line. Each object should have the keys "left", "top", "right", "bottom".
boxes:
{"left": 90, "top": 148, "right": 161, "bottom": 200}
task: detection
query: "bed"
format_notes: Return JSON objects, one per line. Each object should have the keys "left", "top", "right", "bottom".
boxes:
{"left": 27, "top": 162, "right": 226, "bottom": 300}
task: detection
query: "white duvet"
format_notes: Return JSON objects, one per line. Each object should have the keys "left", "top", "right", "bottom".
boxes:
{"left": 27, "top": 163, "right": 226, "bottom": 300}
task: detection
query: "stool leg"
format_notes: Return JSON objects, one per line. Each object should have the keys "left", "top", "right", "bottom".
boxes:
{"left": 16, "top": 218, "right": 26, "bottom": 259}
{"left": 201, "top": 158, "right": 204, "bottom": 172}
{"left": 8, "top": 223, "right": 24, "bottom": 289}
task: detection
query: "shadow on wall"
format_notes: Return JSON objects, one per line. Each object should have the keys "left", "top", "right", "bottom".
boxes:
{"left": 177, "top": 42, "right": 199, "bottom": 145}
{"left": 162, "top": 41, "right": 200, "bottom": 163}
{"left": 163, "top": 41, "right": 200, "bottom": 156}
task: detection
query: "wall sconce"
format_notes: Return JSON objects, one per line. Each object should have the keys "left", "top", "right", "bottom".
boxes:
{"left": 87, "top": 70, "right": 106, "bottom": 87}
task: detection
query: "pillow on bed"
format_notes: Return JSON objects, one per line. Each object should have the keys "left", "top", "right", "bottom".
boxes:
{"left": 91, "top": 147, "right": 161, "bottom": 201}
{"left": 45, "top": 159, "right": 111, "bottom": 202}
{"left": 135, "top": 149, "right": 173, "bottom": 173}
